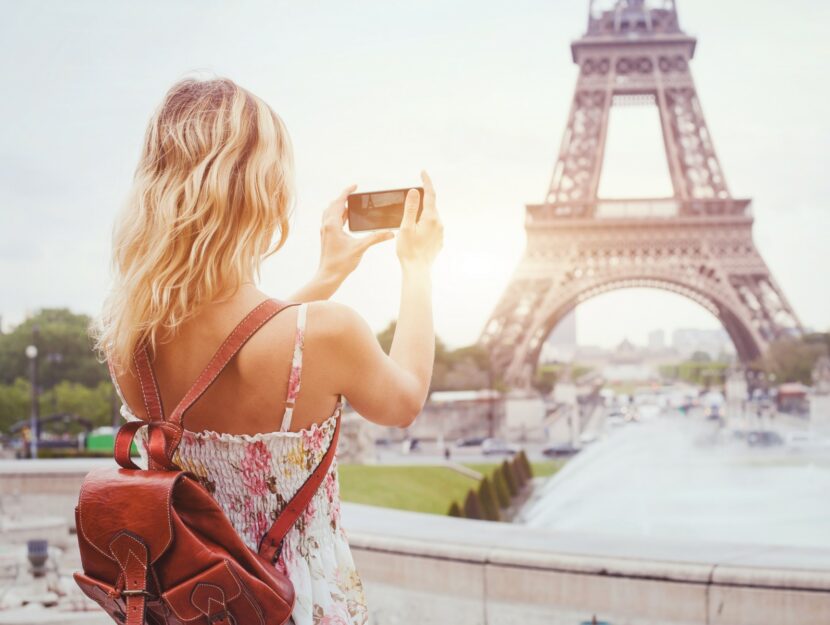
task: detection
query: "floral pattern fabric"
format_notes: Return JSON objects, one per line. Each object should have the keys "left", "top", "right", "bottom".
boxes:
{"left": 112, "top": 301, "right": 369, "bottom": 625}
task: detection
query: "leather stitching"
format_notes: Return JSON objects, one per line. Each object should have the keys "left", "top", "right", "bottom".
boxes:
{"left": 163, "top": 562, "right": 242, "bottom": 621}
{"left": 143, "top": 344, "right": 164, "bottom": 420}
{"left": 224, "top": 561, "right": 266, "bottom": 625}
{"left": 237, "top": 581, "right": 267, "bottom": 625}
{"left": 76, "top": 479, "right": 117, "bottom": 563}
{"left": 193, "top": 582, "right": 227, "bottom": 616}
{"left": 133, "top": 351, "right": 154, "bottom": 421}
{"left": 108, "top": 532, "right": 147, "bottom": 573}
{"left": 77, "top": 470, "right": 177, "bottom": 566}
{"left": 170, "top": 299, "right": 277, "bottom": 423}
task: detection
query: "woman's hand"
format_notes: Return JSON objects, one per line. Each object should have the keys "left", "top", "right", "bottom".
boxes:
{"left": 396, "top": 171, "right": 443, "bottom": 271}
{"left": 318, "top": 184, "right": 395, "bottom": 282}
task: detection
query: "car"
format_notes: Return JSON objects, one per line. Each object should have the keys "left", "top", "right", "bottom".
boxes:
{"left": 746, "top": 430, "right": 784, "bottom": 447}
{"left": 607, "top": 413, "right": 626, "bottom": 427}
{"left": 704, "top": 404, "right": 722, "bottom": 420}
{"left": 481, "top": 438, "right": 519, "bottom": 455}
{"left": 578, "top": 432, "right": 599, "bottom": 445}
{"left": 401, "top": 437, "right": 422, "bottom": 453}
{"left": 453, "top": 436, "right": 488, "bottom": 448}
{"left": 541, "top": 443, "right": 580, "bottom": 458}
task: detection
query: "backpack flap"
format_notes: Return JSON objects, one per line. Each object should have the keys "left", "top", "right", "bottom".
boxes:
{"left": 77, "top": 466, "right": 185, "bottom": 566}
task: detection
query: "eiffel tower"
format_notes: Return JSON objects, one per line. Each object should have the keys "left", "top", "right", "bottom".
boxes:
{"left": 478, "top": 0, "right": 801, "bottom": 389}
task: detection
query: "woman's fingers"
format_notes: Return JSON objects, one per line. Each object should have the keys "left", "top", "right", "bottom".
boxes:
{"left": 420, "top": 170, "right": 438, "bottom": 218}
{"left": 400, "top": 188, "right": 421, "bottom": 230}
{"left": 360, "top": 230, "right": 395, "bottom": 251}
{"left": 323, "top": 184, "right": 357, "bottom": 227}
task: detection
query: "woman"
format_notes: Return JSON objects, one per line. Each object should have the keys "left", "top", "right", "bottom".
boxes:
{"left": 90, "top": 77, "right": 443, "bottom": 625}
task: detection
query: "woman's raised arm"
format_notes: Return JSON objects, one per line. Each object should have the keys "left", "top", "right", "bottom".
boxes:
{"left": 289, "top": 185, "right": 394, "bottom": 302}
{"left": 314, "top": 171, "right": 443, "bottom": 427}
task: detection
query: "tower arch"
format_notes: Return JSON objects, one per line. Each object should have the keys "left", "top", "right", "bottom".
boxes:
{"left": 478, "top": 0, "right": 800, "bottom": 389}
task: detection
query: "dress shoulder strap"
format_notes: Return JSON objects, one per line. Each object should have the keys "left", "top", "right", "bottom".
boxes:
{"left": 279, "top": 302, "right": 308, "bottom": 432}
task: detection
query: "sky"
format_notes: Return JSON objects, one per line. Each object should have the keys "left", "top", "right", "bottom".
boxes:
{"left": 1, "top": 0, "right": 828, "bottom": 349}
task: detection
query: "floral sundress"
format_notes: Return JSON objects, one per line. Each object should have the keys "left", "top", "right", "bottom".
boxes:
{"left": 112, "top": 301, "right": 370, "bottom": 625}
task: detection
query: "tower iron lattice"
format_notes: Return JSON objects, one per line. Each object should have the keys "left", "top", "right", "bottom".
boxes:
{"left": 478, "top": 0, "right": 800, "bottom": 388}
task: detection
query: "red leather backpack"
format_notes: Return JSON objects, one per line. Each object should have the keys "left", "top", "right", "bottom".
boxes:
{"left": 74, "top": 298, "right": 340, "bottom": 625}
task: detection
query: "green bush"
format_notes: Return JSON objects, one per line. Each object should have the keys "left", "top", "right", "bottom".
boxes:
{"left": 463, "top": 488, "right": 484, "bottom": 520}
{"left": 512, "top": 450, "right": 528, "bottom": 481}
{"left": 518, "top": 450, "right": 533, "bottom": 478}
{"left": 516, "top": 456, "right": 528, "bottom": 486}
{"left": 477, "top": 476, "right": 501, "bottom": 521}
{"left": 492, "top": 468, "right": 511, "bottom": 508}
{"left": 500, "top": 460, "right": 518, "bottom": 496}
{"left": 447, "top": 500, "right": 464, "bottom": 517}
{"left": 510, "top": 455, "right": 527, "bottom": 487}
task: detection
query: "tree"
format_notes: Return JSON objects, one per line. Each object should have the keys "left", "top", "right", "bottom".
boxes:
{"left": 492, "top": 469, "right": 511, "bottom": 508}
{"left": 39, "top": 380, "right": 115, "bottom": 428}
{"left": 477, "top": 476, "right": 501, "bottom": 521}
{"left": 376, "top": 320, "right": 495, "bottom": 392}
{"left": 0, "top": 378, "right": 30, "bottom": 433}
{"left": 690, "top": 351, "right": 712, "bottom": 363}
{"left": 377, "top": 320, "right": 445, "bottom": 393}
{"left": 499, "top": 461, "right": 518, "bottom": 496}
{"left": 759, "top": 336, "right": 829, "bottom": 385}
{"left": 660, "top": 360, "right": 729, "bottom": 386}
{"left": 0, "top": 308, "right": 108, "bottom": 389}
{"left": 463, "top": 488, "right": 483, "bottom": 520}
{"left": 532, "top": 367, "right": 558, "bottom": 396}
{"left": 510, "top": 456, "right": 527, "bottom": 487}
{"left": 517, "top": 450, "right": 534, "bottom": 479}
{"left": 447, "top": 500, "right": 464, "bottom": 518}
{"left": 0, "top": 378, "right": 116, "bottom": 434}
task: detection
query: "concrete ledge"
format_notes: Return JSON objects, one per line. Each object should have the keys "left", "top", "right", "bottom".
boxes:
{"left": 340, "top": 502, "right": 830, "bottom": 624}
{"left": 2, "top": 459, "right": 829, "bottom": 624}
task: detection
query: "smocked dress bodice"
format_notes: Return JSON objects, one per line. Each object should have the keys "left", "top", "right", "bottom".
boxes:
{"left": 112, "top": 301, "right": 369, "bottom": 625}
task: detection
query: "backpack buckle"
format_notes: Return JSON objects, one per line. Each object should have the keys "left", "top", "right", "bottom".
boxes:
{"left": 121, "top": 589, "right": 157, "bottom": 599}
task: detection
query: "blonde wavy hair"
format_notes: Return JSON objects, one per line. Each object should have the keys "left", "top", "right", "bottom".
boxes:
{"left": 90, "top": 76, "right": 295, "bottom": 374}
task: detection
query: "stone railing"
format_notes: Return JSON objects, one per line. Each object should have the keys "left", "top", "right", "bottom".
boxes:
{"left": 1, "top": 460, "right": 828, "bottom": 624}
{"left": 343, "top": 503, "right": 830, "bottom": 625}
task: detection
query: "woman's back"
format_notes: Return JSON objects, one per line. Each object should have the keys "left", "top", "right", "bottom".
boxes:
{"left": 93, "top": 76, "right": 443, "bottom": 625}
{"left": 114, "top": 289, "right": 342, "bottom": 436}
{"left": 112, "top": 296, "right": 369, "bottom": 625}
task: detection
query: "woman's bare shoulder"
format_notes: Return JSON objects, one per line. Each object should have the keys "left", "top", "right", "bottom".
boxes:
{"left": 305, "top": 299, "right": 368, "bottom": 340}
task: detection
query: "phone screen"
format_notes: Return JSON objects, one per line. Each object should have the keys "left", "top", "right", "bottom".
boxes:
{"left": 347, "top": 187, "right": 424, "bottom": 231}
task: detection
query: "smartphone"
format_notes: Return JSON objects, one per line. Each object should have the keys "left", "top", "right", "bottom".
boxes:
{"left": 347, "top": 187, "right": 424, "bottom": 232}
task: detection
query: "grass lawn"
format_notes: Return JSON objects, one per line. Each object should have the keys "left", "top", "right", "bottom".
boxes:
{"left": 337, "top": 459, "right": 563, "bottom": 515}
{"left": 463, "top": 460, "right": 564, "bottom": 480}
{"left": 337, "top": 464, "right": 478, "bottom": 515}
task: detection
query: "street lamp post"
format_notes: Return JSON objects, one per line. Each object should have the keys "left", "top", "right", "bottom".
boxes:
{"left": 25, "top": 342, "right": 39, "bottom": 459}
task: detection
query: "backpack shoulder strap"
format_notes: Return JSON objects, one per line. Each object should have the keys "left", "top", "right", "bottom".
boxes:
{"left": 116, "top": 298, "right": 300, "bottom": 471}
{"left": 128, "top": 344, "right": 165, "bottom": 422}
{"left": 167, "top": 298, "right": 300, "bottom": 428}
{"left": 258, "top": 410, "right": 340, "bottom": 564}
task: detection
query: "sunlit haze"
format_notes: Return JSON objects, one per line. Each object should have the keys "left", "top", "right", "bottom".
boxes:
{"left": 1, "top": 0, "right": 827, "bottom": 348}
